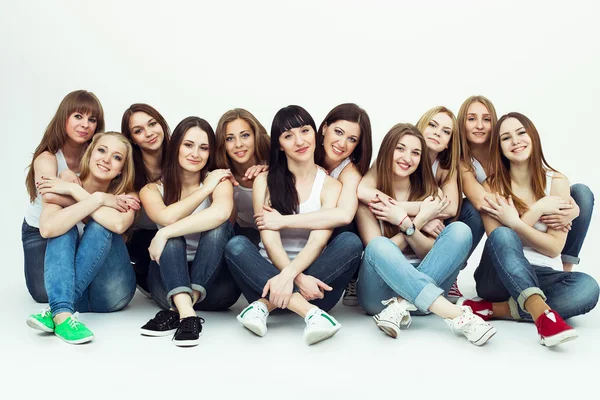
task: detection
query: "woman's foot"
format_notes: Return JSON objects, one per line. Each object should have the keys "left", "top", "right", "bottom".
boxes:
{"left": 444, "top": 306, "right": 496, "bottom": 346}
{"left": 303, "top": 307, "right": 341, "bottom": 345}
{"left": 536, "top": 309, "right": 578, "bottom": 347}
{"left": 54, "top": 313, "right": 94, "bottom": 344}
{"left": 26, "top": 308, "right": 54, "bottom": 333}
{"left": 373, "top": 298, "right": 417, "bottom": 338}
{"left": 237, "top": 301, "right": 269, "bottom": 337}
{"left": 172, "top": 316, "right": 204, "bottom": 347}
{"left": 140, "top": 310, "right": 180, "bottom": 336}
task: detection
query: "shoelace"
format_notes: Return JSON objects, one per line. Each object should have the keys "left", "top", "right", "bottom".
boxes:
{"left": 345, "top": 280, "right": 357, "bottom": 297}
{"left": 380, "top": 299, "right": 410, "bottom": 327}
{"left": 39, "top": 307, "right": 52, "bottom": 317}
{"left": 174, "top": 317, "right": 205, "bottom": 338}
{"left": 155, "top": 310, "right": 177, "bottom": 323}
{"left": 68, "top": 313, "right": 82, "bottom": 330}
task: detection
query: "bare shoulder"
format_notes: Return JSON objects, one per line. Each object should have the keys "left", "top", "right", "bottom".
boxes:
{"left": 34, "top": 151, "right": 58, "bottom": 168}
{"left": 324, "top": 175, "right": 342, "bottom": 191}
{"left": 338, "top": 162, "right": 361, "bottom": 181}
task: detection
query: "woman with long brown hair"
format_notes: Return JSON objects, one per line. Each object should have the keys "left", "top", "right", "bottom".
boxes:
{"left": 465, "top": 113, "right": 598, "bottom": 347}
{"left": 356, "top": 123, "right": 496, "bottom": 345}
{"left": 26, "top": 132, "right": 138, "bottom": 344}
{"left": 138, "top": 116, "right": 239, "bottom": 347}
{"left": 121, "top": 103, "right": 171, "bottom": 296}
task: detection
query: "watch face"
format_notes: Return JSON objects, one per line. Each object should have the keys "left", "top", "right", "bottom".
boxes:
{"left": 405, "top": 226, "right": 415, "bottom": 236}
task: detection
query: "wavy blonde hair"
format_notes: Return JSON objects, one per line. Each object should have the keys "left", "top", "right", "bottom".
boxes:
{"left": 79, "top": 132, "right": 135, "bottom": 195}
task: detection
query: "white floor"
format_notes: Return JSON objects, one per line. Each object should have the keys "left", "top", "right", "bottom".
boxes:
{"left": 4, "top": 227, "right": 599, "bottom": 399}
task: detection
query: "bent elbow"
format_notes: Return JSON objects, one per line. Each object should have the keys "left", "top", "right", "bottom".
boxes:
{"left": 39, "top": 226, "right": 54, "bottom": 239}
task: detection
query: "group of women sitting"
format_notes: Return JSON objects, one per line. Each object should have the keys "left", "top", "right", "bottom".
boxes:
{"left": 22, "top": 90, "right": 598, "bottom": 348}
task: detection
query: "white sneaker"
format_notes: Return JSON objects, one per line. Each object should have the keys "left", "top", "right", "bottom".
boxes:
{"left": 342, "top": 279, "right": 358, "bottom": 306}
{"left": 303, "top": 308, "right": 341, "bottom": 345}
{"left": 445, "top": 306, "right": 497, "bottom": 346}
{"left": 237, "top": 301, "right": 269, "bottom": 337}
{"left": 373, "top": 298, "right": 417, "bottom": 338}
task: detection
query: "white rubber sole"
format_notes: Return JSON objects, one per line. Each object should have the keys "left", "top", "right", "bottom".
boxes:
{"left": 237, "top": 315, "right": 267, "bottom": 337}
{"left": 140, "top": 328, "right": 178, "bottom": 337}
{"left": 55, "top": 332, "right": 94, "bottom": 345}
{"left": 470, "top": 326, "right": 497, "bottom": 346}
{"left": 26, "top": 318, "right": 54, "bottom": 333}
{"left": 540, "top": 329, "right": 578, "bottom": 347}
{"left": 173, "top": 333, "right": 202, "bottom": 347}
{"left": 373, "top": 317, "right": 400, "bottom": 339}
{"left": 304, "top": 325, "right": 341, "bottom": 345}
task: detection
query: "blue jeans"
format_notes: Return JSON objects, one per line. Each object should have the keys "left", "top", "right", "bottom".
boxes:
{"left": 225, "top": 231, "right": 363, "bottom": 312}
{"left": 357, "top": 222, "right": 472, "bottom": 315}
{"left": 126, "top": 228, "right": 158, "bottom": 292}
{"left": 147, "top": 222, "right": 241, "bottom": 310}
{"left": 474, "top": 226, "right": 599, "bottom": 321}
{"left": 22, "top": 220, "right": 48, "bottom": 303}
{"left": 456, "top": 198, "right": 485, "bottom": 264}
{"left": 562, "top": 184, "right": 594, "bottom": 265}
{"left": 45, "top": 220, "right": 136, "bottom": 316}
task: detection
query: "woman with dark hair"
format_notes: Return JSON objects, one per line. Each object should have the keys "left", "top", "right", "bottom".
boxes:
{"left": 253, "top": 103, "right": 372, "bottom": 306}
{"left": 466, "top": 112, "right": 598, "bottom": 347}
{"left": 225, "top": 105, "right": 362, "bottom": 345}
{"left": 138, "top": 117, "right": 238, "bottom": 347}
{"left": 214, "top": 108, "right": 270, "bottom": 245}
{"left": 121, "top": 103, "right": 171, "bottom": 296}
{"left": 356, "top": 123, "right": 496, "bottom": 346}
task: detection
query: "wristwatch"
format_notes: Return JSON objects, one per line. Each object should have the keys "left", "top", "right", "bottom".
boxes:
{"left": 402, "top": 223, "right": 415, "bottom": 236}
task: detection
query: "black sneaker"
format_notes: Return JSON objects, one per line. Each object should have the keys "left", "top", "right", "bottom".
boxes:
{"left": 140, "top": 310, "right": 180, "bottom": 337}
{"left": 173, "top": 316, "right": 204, "bottom": 347}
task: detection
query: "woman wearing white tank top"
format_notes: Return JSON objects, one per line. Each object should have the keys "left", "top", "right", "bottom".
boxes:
{"left": 138, "top": 117, "right": 238, "bottom": 347}
{"left": 214, "top": 108, "right": 270, "bottom": 246}
{"left": 26, "top": 132, "right": 138, "bottom": 344}
{"left": 225, "top": 105, "right": 362, "bottom": 345}
{"left": 253, "top": 103, "right": 372, "bottom": 307}
{"left": 355, "top": 123, "right": 496, "bottom": 345}
{"left": 467, "top": 112, "right": 598, "bottom": 347}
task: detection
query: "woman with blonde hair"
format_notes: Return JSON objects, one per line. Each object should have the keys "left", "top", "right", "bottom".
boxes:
{"left": 466, "top": 113, "right": 598, "bottom": 346}
{"left": 356, "top": 123, "right": 496, "bottom": 345}
{"left": 26, "top": 132, "right": 138, "bottom": 344}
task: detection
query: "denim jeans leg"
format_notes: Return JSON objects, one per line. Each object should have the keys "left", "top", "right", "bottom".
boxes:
{"left": 457, "top": 198, "right": 485, "bottom": 261}
{"left": 147, "top": 261, "right": 170, "bottom": 310}
{"left": 127, "top": 228, "right": 157, "bottom": 291}
{"left": 224, "top": 235, "right": 281, "bottom": 303}
{"left": 76, "top": 233, "right": 136, "bottom": 313}
{"left": 302, "top": 232, "right": 363, "bottom": 311}
{"left": 357, "top": 257, "right": 400, "bottom": 316}
{"left": 561, "top": 184, "right": 594, "bottom": 265}
{"left": 22, "top": 220, "right": 48, "bottom": 303}
{"left": 234, "top": 223, "right": 261, "bottom": 247}
{"left": 156, "top": 236, "right": 193, "bottom": 308}
{"left": 195, "top": 267, "right": 241, "bottom": 311}
{"left": 44, "top": 226, "right": 79, "bottom": 316}
{"left": 189, "top": 222, "right": 233, "bottom": 302}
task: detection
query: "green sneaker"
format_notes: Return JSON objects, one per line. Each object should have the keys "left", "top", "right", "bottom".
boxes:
{"left": 26, "top": 308, "right": 55, "bottom": 333}
{"left": 54, "top": 313, "right": 94, "bottom": 344}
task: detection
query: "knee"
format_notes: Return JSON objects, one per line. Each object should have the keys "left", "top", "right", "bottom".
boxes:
{"left": 572, "top": 272, "right": 600, "bottom": 311}
{"left": 443, "top": 222, "right": 472, "bottom": 250}
{"left": 84, "top": 220, "right": 112, "bottom": 238}
{"left": 364, "top": 236, "right": 393, "bottom": 261}
{"left": 203, "top": 221, "right": 233, "bottom": 242}
{"left": 335, "top": 232, "right": 363, "bottom": 256}
{"left": 571, "top": 184, "right": 594, "bottom": 213}
{"left": 225, "top": 235, "right": 252, "bottom": 260}
{"left": 488, "top": 226, "right": 520, "bottom": 247}
{"left": 164, "top": 236, "right": 186, "bottom": 253}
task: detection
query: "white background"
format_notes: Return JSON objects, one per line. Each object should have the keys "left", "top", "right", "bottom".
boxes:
{"left": 1, "top": 1, "right": 599, "bottom": 399}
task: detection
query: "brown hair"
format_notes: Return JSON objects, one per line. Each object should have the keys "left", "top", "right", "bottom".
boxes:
{"left": 79, "top": 132, "right": 135, "bottom": 195}
{"left": 120, "top": 103, "right": 171, "bottom": 191}
{"left": 487, "top": 112, "right": 558, "bottom": 215}
{"left": 214, "top": 108, "right": 270, "bottom": 170}
{"left": 315, "top": 103, "right": 373, "bottom": 176}
{"left": 457, "top": 95, "right": 498, "bottom": 172}
{"left": 376, "top": 123, "right": 438, "bottom": 238}
{"left": 26, "top": 90, "right": 104, "bottom": 202}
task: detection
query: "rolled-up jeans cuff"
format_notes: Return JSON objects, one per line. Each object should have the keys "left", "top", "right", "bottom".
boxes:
{"left": 508, "top": 298, "right": 522, "bottom": 320}
{"left": 191, "top": 284, "right": 207, "bottom": 302}
{"left": 413, "top": 283, "right": 444, "bottom": 312}
{"left": 52, "top": 306, "right": 74, "bottom": 318}
{"left": 561, "top": 254, "right": 580, "bottom": 265}
{"left": 167, "top": 286, "right": 193, "bottom": 309}
{"left": 517, "top": 287, "right": 547, "bottom": 312}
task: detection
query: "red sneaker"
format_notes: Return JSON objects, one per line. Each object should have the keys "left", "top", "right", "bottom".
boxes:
{"left": 457, "top": 297, "right": 494, "bottom": 321}
{"left": 447, "top": 280, "right": 463, "bottom": 304}
{"left": 535, "top": 309, "right": 578, "bottom": 347}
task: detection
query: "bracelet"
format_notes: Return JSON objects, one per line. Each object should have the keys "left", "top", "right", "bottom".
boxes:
{"left": 398, "top": 215, "right": 408, "bottom": 227}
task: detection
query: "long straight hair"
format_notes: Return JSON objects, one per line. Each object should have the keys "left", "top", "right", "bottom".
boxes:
{"left": 315, "top": 103, "right": 373, "bottom": 176}
{"left": 26, "top": 90, "right": 105, "bottom": 202}
{"left": 79, "top": 132, "right": 135, "bottom": 195}
{"left": 376, "top": 123, "right": 438, "bottom": 238}
{"left": 121, "top": 103, "right": 171, "bottom": 191}
{"left": 214, "top": 108, "right": 270, "bottom": 170}
{"left": 267, "top": 105, "right": 317, "bottom": 215}
{"left": 487, "top": 112, "right": 558, "bottom": 215}
{"left": 457, "top": 95, "right": 498, "bottom": 172}
{"left": 162, "top": 117, "right": 215, "bottom": 206}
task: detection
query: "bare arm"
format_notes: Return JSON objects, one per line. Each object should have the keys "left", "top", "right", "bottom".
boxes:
{"left": 438, "top": 169, "right": 459, "bottom": 217}
{"left": 39, "top": 192, "right": 106, "bottom": 238}
{"left": 460, "top": 161, "right": 490, "bottom": 211}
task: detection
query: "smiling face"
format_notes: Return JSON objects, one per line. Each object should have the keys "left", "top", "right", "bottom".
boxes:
{"left": 393, "top": 134, "right": 422, "bottom": 178}
{"left": 279, "top": 125, "right": 316, "bottom": 162}
{"left": 65, "top": 111, "right": 98, "bottom": 144}
{"left": 89, "top": 135, "right": 127, "bottom": 180}
{"left": 178, "top": 127, "right": 210, "bottom": 173}
{"left": 224, "top": 118, "right": 257, "bottom": 165}
{"left": 465, "top": 102, "right": 492, "bottom": 145}
{"left": 322, "top": 119, "right": 361, "bottom": 164}
{"left": 128, "top": 111, "right": 165, "bottom": 152}
{"left": 422, "top": 112, "right": 452, "bottom": 154}
{"left": 499, "top": 117, "right": 532, "bottom": 163}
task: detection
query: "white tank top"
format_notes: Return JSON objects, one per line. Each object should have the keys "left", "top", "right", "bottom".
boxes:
{"left": 329, "top": 157, "right": 351, "bottom": 180}
{"left": 233, "top": 185, "right": 255, "bottom": 228}
{"left": 156, "top": 183, "right": 211, "bottom": 262}
{"left": 431, "top": 159, "right": 440, "bottom": 181}
{"left": 25, "top": 150, "right": 70, "bottom": 228}
{"left": 522, "top": 171, "right": 562, "bottom": 270}
{"left": 259, "top": 168, "right": 327, "bottom": 261}
{"left": 470, "top": 157, "right": 487, "bottom": 184}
